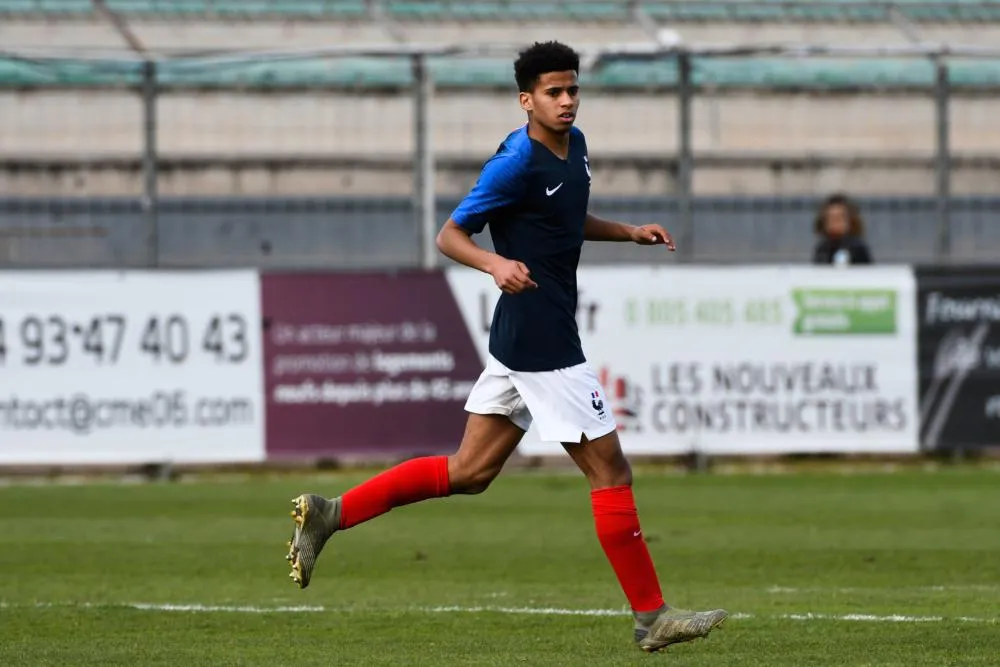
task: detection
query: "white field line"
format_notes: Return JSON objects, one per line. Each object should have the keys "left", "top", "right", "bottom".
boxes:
{"left": 767, "top": 584, "right": 1000, "bottom": 595}
{"left": 0, "top": 602, "right": 327, "bottom": 613}
{"left": 0, "top": 601, "right": 997, "bottom": 624}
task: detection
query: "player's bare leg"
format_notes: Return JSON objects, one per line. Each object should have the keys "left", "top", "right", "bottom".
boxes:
{"left": 446, "top": 413, "right": 526, "bottom": 495}
{"left": 562, "top": 430, "right": 728, "bottom": 652}
{"left": 286, "top": 413, "right": 524, "bottom": 588}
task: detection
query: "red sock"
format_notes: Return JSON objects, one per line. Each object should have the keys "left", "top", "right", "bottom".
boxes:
{"left": 339, "top": 456, "right": 451, "bottom": 529}
{"left": 591, "top": 485, "right": 665, "bottom": 613}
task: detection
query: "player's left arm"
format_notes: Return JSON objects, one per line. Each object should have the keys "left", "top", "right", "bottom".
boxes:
{"left": 583, "top": 212, "right": 676, "bottom": 250}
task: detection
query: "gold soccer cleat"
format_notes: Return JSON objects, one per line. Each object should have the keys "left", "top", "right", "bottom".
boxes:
{"left": 285, "top": 494, "right": 341, "bottom": 590}
{"left": 634, "top": 606, "right": 729, "bottom": 653}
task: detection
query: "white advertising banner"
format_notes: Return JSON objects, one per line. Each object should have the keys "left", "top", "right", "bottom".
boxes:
{"left": 0, "top": 271, "right": 265, "bottom": 464}
{"left": 447, "top": 266, "right": 919, "bottom": 456}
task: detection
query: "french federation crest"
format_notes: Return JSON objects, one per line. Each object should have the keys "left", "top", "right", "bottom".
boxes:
{"left": 591, "top": 390, "right": 606, "bottom": 419}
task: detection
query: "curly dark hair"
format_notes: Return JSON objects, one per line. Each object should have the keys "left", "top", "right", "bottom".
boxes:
{"left": 814, "top": 192, "right": 866, "bottom": 237}
{"left": 514, "top": 41, "right": 580, "bottom": 92}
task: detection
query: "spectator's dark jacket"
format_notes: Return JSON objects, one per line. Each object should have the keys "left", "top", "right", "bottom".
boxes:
{"left": 812, "top": 235, "right": 873, "bottom": 265}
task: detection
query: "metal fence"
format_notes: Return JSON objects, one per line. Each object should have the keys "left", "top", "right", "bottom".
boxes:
{"left": 2, "top": 42, "right": 1000, "bottom": 269}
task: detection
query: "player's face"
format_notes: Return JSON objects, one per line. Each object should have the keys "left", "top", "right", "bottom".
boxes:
{"left": 823, "top": 204, "right": 850, "bottom": 237}
{"left": 520, "top": 70, "right": 580, "bottom": 135}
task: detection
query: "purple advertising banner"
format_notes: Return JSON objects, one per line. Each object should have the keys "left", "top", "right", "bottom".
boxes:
{"left": 262, "top": 271, "right": 484, "bottom": 459}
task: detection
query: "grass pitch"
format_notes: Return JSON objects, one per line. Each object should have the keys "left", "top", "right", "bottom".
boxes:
{"left": 1, "top": 465, "right": 998, "bottom": 666}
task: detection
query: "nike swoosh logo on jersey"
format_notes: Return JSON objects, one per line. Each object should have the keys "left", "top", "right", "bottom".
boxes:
{"left": 545, "top": 183, "right": 563, "bottom": 196}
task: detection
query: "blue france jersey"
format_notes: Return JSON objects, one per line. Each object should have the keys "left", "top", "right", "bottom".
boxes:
{"left": 451, "top": 125, "right": 592, "bottom": 372}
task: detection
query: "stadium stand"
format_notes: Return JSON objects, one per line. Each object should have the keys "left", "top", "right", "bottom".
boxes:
{"left": 3, "top": 0, "right": 1000, "bottom": 23}
{"left": 4, "top": 54, "right": 1000, "bottom": 89}
{"left": 1, "top": 1, "right": 999, "bottom": 267}
{"left": 5, "top": 1, "right": 1000, "bottom": 50}
{"left": 4, "top": 0, "right": 1000, "bottom": 86}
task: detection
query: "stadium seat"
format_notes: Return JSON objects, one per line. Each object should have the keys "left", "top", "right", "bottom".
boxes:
{"left": 0, "top": 0, "right": 369, "bottom": 18}
{"left": 2, "top": 54, "right": 1000, "bottom": 89}
{"left": 102, "top": 0, "right": 369, "bottom": 18}
{"left": 3, "top": 0, "right": 1000, "bottom": 23}
{"left": 639, "top": 0, "right": 1000, "bottom": 23}
{"left": 2, "top": 0, "right": 94, "bottom": 14}
{"left": 384, "top": 1, "right": 629, "bottom": 21}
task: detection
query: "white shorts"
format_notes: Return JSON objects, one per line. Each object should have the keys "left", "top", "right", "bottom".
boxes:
{"left": 464, "top": 355, "right": 618, "bottom": 443}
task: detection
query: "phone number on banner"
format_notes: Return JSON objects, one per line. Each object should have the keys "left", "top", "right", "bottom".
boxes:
{"left": 0, "top": 313, "right": 249, "bottom": 367}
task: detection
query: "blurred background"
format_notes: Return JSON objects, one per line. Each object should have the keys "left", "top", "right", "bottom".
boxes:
{"left": 2, "top": 0, "right": 999, "bottom": 270}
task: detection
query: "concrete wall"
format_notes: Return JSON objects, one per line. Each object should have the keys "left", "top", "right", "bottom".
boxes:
{"left": 3, "top": 88, "right": 998, "bottom": 197}
{"left": 4, "top": 17, "right": 1000, "bottom": 51}
{"left": 1, "top": 195, "right": 997, "bottom": 269}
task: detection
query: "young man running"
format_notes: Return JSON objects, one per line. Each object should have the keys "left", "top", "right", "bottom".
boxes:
{"left": 286, "top": 40, "right": 727, "bottom": 654}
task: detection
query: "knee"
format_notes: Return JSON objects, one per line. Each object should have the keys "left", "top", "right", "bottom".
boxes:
{"left": 588, "top": 458, "right": 633, "bottom": 490}
{"left": 447, "top": 454, "right": 501, "bottom": 495}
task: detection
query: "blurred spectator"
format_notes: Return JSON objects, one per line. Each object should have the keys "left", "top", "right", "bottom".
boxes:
{"left": 812, "top": 193, "right": 873, "bottom": 266}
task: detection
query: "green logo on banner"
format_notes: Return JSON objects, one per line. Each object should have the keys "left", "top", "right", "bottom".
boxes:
{"left": 792, "top": 289, "right": 897, "bottom": 335}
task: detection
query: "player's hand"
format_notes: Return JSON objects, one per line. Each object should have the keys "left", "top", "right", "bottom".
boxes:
{"left": 630, "top": 224, "right": 676, "bottom": 251}
{"left": 490, "top": 258, "right": 538, "bottom": 294}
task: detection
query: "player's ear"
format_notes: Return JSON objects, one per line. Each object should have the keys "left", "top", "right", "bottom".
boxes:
{"left": 519, "top": 90, "right": 532, "bottom": 112}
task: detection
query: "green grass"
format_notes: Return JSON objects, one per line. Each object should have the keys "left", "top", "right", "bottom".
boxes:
{"left": 1, "top": 467, "right": 999, "bottom": 666}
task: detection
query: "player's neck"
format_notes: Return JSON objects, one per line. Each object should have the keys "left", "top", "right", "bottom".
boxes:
{"left": 527, "top": 120, "right": 570, "bottom": 160}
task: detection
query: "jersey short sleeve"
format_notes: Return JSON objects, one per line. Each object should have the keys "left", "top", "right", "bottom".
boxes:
{"left": 450, "top": 130, "right": 531, "bottom": 234}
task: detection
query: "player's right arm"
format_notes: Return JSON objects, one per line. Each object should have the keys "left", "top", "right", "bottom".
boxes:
{"left": 436, "top": 221, "right": 536, "bottom": 294}
{"left": 436, "top": 140, "right": 537, "bottom": 294}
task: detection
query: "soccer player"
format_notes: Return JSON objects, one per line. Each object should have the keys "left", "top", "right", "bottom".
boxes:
{"left": 286, "top": 40, "right": 728, "bottom": 653}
